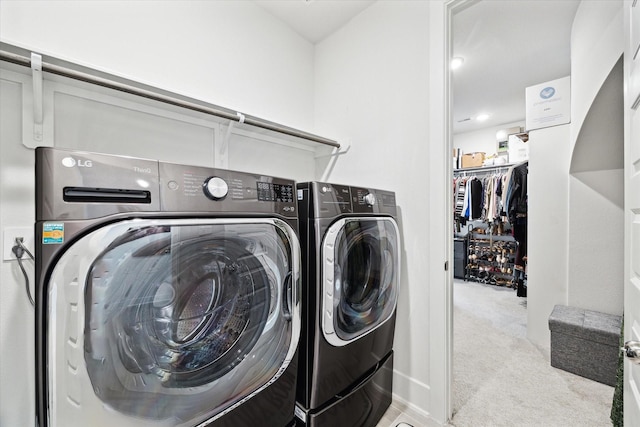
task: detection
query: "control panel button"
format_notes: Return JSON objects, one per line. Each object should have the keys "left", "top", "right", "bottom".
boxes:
{"left": 364, "top": 193, "right": 376, "bottom": 206}
{"left": 203, "top": 176, "right": 229, "bottom": 200}
{"left": 167, "top": 180, "right": 179, "bottom": 191}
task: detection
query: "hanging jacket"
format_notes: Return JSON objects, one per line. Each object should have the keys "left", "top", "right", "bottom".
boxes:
{"left": 507, "top": 162, "right": 528, "bottom": 223}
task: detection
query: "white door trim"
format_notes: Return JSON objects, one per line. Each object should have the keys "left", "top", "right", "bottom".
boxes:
{"left": 427, "top": 0, "right": 470, "bottom": 423}
{"left": 623, "top": 0, "right": 640, "bottom": 423}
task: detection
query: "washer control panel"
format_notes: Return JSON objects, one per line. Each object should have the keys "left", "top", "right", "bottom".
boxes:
{"left": 159, "top": 162, "right": 297, "bottom": 216}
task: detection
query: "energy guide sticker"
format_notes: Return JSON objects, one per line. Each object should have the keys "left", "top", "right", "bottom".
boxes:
{"left": 43, "top": 223, "right": 64, "bottom": 244}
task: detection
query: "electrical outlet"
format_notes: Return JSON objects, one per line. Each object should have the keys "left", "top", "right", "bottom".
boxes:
{"left": 3, "top": 227, "right": 34, "bottom": 261}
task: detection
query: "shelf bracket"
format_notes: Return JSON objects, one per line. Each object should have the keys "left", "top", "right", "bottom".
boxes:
{"left": 316, "top": 140, "right": 351, "bottom": 182}
{"left": 219, "top": 112, "right": 247, "bottom": 157}
{"left": 220, "top": 121, "right": 234, "bottom": 157}
{"left": 31, "top": 52, "right": 43, "bottom": 141}
{"left": 314, "top": 140, "right": 351, "bottom": 159}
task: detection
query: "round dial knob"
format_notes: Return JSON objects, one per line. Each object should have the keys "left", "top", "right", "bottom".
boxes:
{"left": 364, "top": 193, "right": 376, "bottom": 206}
{"left": 203, "top": 176, "right": 229, "bottom": 200}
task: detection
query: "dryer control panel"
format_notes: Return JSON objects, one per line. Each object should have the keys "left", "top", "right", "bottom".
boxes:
{"left": 306, "top": 182, "right": 397, "bottom": 219}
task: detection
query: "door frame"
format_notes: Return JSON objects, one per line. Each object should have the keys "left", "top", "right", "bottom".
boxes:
{"left": 427, "top": 0, "right": 471, "bottom": 423}
{"left": 623, "top": 0, "right": 640, "bottom": 423}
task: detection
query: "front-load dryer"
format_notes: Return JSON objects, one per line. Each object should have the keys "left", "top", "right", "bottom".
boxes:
{"left": 34, "top": 147, "right": 301, "bottom": 427}
{"left": 295, "top": 182, "right": 400, "bottom": 427}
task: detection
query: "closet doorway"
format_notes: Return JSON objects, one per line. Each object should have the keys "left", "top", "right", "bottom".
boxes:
{"left": 449, "top": 0, "right": 578, "bottom": 421}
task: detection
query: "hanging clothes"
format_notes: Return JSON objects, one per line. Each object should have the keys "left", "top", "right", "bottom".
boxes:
{"left": 495, "top": 175, "right": 504, "bottom": 217}
{"left": 492, "top": 174, "right": 502, "bottom": 220}
{"left": 454, "top": 177, "right": 469, "bottom": 232}
{"left": 462, "top": 178, "right": 471, "bottom": 219}
{"left": 506, "top": 161, "right": 528, "bottom": 272}
{"left": 483, "top": 174, "right": 501, "bottom": 222}
{"left": 454, "top": 177, "right": 467, "bottom": 218}
{"left": 502, "top": 163, "right": 517, "bottom": 216}
{"left": 507, "top": 162, "right": 528, "bottom": 224}
{"left": 463, "top": 177, "right": 483, "bottom": 220}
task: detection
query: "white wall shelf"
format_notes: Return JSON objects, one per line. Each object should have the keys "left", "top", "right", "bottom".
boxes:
{"left": 0, "top": 42, "right": 340, "bottom": 152}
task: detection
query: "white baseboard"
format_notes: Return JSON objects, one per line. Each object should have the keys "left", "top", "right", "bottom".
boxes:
{"left": 391, "top": 369, "right": 433, "bottom": 422}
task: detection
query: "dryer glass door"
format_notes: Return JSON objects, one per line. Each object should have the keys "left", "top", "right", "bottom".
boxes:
{"left": 321, "top": 217, "right": 400, "bottom": 346}
{"left": 44, "top": 218, "right": 300, "bottom": 427}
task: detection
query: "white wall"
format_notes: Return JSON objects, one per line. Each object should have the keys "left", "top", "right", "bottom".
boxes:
{"left": 567, "top": 53, "right": 624, "bottom": 316}
{"left": 527, "top": 124, "right": 571, "bottom": 346}
{"left": 453, "top": 121, "right": 523, "bottom": 158}
{"left": 567, "top": 0, "right": 624, "bottom": 317}
{"left": 314, "top": 0, "right": 432, "bottom": 418}
{"left": 0, "top": 76, "right": 37, "bottom": 427}
{"left": 570, "top": 0, "right": 624, "bottom": 155}
{"left": 568, "top": 170, "right": 624, "bottom": 315}
{"left": 0, "top": 0, "right": 315, "bottom": 131}
{"left": 0, "top": 3, "right": 317, "bottom": 426}
{"left": 525, "top": 0, "right": 625, "bottom": 347}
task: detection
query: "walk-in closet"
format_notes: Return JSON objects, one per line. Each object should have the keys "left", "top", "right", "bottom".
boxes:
{"left": 453, "top": 136, "right": 529, "bottom": 296}
{"left": 450, "top": 1, "right": 627, "bottom": 424}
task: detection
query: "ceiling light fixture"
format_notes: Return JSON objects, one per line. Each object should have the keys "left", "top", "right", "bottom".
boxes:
{"left": 476, "top": 113, "right": 490, "bottom": 122}
{"left": 451, "top": 57, "right": 464, "bottom": 70}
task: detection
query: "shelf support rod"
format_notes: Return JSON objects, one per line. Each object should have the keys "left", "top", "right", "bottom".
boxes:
{"left": 31, "top": 52, "right": 43, "bottom": 141}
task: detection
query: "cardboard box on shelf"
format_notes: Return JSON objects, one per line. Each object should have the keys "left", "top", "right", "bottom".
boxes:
{"left": 461, "top": 152, "right": 485, "bottom": 168}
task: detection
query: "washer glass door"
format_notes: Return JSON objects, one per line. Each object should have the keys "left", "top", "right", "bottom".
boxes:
{"left": 321, "top": 217, "right": 400, "bottom": 346}
{"left": 45, "top": 218, "right": 300, "bottom": 427}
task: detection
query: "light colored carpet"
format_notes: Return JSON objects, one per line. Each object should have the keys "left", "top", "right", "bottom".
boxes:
{"left": 451, "top": 279, "right": 614, "bottom": 427}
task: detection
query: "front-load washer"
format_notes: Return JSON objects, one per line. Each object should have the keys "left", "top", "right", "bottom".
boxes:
{"left": 295, "top": 182, "right": 400, "bottom": 427}
{"left": 34, "top": 147, "right": 301, "bottom": 427}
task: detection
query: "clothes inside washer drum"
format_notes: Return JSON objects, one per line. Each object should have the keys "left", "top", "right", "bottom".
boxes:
{"left": 83, "top": 231, "right": 271, "bottom": 418}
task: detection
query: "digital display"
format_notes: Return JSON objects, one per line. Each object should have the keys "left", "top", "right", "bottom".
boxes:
{"left": 257, "top": 181, "right": 294, "bottom": 203}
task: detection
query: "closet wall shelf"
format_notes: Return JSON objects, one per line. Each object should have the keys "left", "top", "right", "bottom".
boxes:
{"left": 0, "top": 42, "right": 340, "bottom": 150}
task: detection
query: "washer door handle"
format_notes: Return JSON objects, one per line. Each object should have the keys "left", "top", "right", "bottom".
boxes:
{"left": 282, "top": 272, "right": 293, "bottom": 321}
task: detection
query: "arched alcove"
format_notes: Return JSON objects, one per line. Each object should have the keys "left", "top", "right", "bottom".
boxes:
{"left": 570, "top": 56, "right": 623, "bottom": 175}
{"left": 567, "top": 55, "right": 624, "bottom": 315}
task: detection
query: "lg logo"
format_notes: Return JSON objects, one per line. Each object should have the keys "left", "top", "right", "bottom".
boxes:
{"left": 62, "top": 157, "right": 93, "bottom": 168}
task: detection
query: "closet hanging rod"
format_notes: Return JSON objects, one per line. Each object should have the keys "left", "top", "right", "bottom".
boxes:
{"left": 0, "top": 47, "right": 340, "bottom": 149}
{"left": 454, "top": 163, "right": 518, "bottom": 175}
